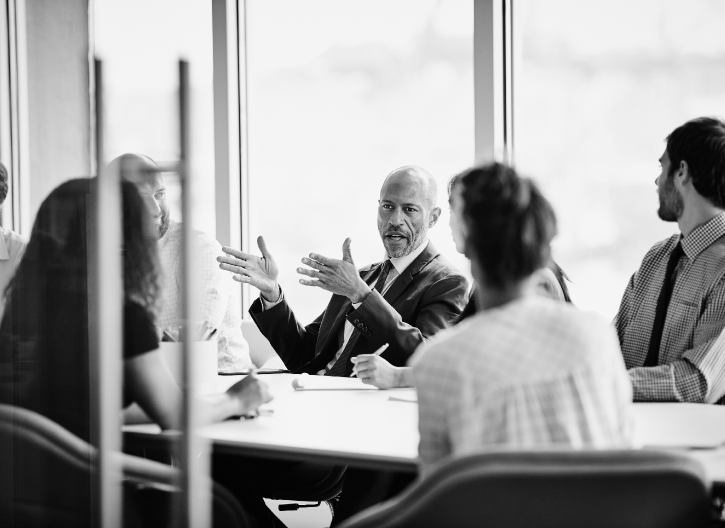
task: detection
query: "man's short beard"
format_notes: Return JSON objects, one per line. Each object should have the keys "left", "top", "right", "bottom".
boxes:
{"left": 384, "top": 223, "right": 428, "bottom": 258}
{"left": 158, "top": 212, "right": 171, "bottom": 239}
{"left": 657, "top": 172, "right": 684, "bottom": 222}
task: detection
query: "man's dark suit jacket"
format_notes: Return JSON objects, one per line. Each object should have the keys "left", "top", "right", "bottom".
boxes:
{"left": 249, "top": 241, "right": 469, "bottom": 375}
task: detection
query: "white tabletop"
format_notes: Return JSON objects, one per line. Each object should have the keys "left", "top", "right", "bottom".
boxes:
{"left": 123, "top": 374, "right": 725, "bottom": 482}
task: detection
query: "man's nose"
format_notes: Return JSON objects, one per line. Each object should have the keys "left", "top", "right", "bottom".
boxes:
{"left": 389, "top": 207, "right": 404, "bottom": 225}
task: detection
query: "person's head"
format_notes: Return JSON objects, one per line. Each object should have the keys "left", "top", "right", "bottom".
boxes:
{"left": 0, "top": 161, "right": 8, "bottom": 211}
{"left": 377, "top": 165, "right": 441, "bottom": 258}
{"left": 110, "top": 153, "right": 169, "bottom": 239}
{"left": 4, "top": 178, "right": 161, "bottom": 314}
{"left": 657, "top": 117, "right": 725, "bottom": 222}
{"left": 456, "top": 162, "right": 557, "bottom": 295}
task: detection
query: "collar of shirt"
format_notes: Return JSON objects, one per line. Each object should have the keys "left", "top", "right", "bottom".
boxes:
{"left": 0, "top": 229, "right": 9, "bottom": 260}
{"left": 385, "top": 238, "right": 428, "bottom": 275}
{"left": 681, "top": 212, "right": 725, "bottom": 261}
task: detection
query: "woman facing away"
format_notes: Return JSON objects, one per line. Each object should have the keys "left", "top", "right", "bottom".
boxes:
{"left": 412, "top": 162, "right": 634, "bottom": 472}
{"left": 0, "top": 178, "right": 271, "bottom": 525}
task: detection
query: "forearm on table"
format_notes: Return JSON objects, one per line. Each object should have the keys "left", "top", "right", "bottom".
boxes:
{"left": 629, "top": 360, "right": 708, "bottom": 402}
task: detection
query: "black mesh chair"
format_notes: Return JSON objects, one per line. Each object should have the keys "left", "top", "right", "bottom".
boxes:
{"left": 0, "top": 403, "right": 250, "bottom": 528}
{"left": 338, "top": 450, "right": 712, "bottom": 528}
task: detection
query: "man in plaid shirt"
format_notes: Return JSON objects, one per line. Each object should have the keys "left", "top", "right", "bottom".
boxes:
{"left": 615, "top": 117, "right": 725, "bottom": 403}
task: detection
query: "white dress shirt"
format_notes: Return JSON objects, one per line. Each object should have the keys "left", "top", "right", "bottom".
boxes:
{"left": 157, "top": 220, "right": 252, "bottom": 369}
{"left": 412, "top": 296, "right": 634, "bottom": 474}
{"left": 0, "top": 226, "right": 28, "bottom": 322}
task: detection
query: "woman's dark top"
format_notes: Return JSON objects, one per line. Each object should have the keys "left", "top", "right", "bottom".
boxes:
{"left": 0, "top": 295, "right": 158, "bottom": 444}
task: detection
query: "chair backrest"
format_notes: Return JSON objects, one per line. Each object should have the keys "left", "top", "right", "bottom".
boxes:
{"left": 241, "top": 319, "right": 280, "bottom": 368}
{"left": 338, "top": 450, "right": 712, "bottom": 528}
{"left": 0, "top": 404, "right": 249, "bottom": 528}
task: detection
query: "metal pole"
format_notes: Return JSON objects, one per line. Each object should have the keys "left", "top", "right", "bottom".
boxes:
{"left": 91, "top": 57, "right": 123, "bottom": 528}
{"left": 178, "top": 59, "right": 212, "bottom": 528}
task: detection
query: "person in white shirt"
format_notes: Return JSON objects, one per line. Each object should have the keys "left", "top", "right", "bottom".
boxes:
{"left": 0, "top": 161, "right": 28, "bottom": 322}
{"left": 113, "top": 153, "right": 252, "bottom": 370}
{"left": 412, "top": 162, "right": 634, "bottom": 474}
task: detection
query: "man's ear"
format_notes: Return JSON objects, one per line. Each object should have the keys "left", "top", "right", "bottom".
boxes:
{"left": 677, "top": 160, "right": 691, "bottom": 185}
{"left": 428, "top": 207, "right": 441, "bottom": 227}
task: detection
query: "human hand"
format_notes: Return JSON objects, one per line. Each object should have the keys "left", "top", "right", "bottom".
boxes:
{"left": 225, "top": 373, "right": 273, "bottom": 415}
{"left": 297, "top": 238, "right": 371, "bottom": 303}
{"left": 350, "top": 354, "right": 402, "bottom": 389}
{"left": 218, "top": 236, "right": 280, "bottom": 300}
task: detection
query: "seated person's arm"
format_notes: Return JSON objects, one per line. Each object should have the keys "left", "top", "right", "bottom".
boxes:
{"left": 351, "top": 354, "right": 416, "bottom": 388}
{"left": 124, "top": 350, "right": 271, "bottom": 429}
{"left": 628, "top": 276, "right": 725, "bottom": 403}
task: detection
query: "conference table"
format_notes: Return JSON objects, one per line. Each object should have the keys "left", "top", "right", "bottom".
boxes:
{"left": 123, "top": 373, "right": 725, "bottom": 484}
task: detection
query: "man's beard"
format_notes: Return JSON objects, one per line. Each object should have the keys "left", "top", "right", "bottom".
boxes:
{"left": 157, "top": 212, "right": 171, "bottom": 239}
{"left": 657, "top": 174, "right": 684, "bottom": 222}
{"left": 381, "top": 223, "right": 428, "bottom": 258}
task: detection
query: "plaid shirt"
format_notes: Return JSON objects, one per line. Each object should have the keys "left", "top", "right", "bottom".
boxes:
{"left": 615, "top": 213, "right": 725, "bottom": 403}
{"left": 412, "top": 297, "right": 634, "bottom": 474}
{"left": 157, "top": 220, "right": 252, "bottom": 369}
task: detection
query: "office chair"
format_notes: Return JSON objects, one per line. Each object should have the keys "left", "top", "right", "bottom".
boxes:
{"left": 263, "top": 464, "right": 347, "bottom": 512}
{"left": 337, "top": 450, "right": 712, "bottom": 528}
{"left": 0, "top": 403, "right": 250, "bottom": 528}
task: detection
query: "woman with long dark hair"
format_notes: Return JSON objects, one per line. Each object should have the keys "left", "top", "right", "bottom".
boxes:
{"left": 0, "top": 179, "right": 271, "bottom": 527}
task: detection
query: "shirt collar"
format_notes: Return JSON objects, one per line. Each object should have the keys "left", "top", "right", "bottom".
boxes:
{"left": 386, "top": 238, "right": 429, "bottom": 275}
{"left": 681, "top": 212, "right": 725, "bottom": 261}
{"left": 0, "top": 228, "right": 10, "bottom": 260}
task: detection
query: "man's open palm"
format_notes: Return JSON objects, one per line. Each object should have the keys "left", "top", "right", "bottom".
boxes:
{"left": 218, "top": 236, "right": 279, "bottom": 298}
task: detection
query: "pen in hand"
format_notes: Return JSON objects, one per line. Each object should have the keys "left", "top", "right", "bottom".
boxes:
{"left": 350, "top": 343, "right": 389, "bottom": 377}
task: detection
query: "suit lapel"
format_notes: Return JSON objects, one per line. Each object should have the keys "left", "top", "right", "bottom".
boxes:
{"left": 382, "top": 242, "right": 439, "bottom": 305}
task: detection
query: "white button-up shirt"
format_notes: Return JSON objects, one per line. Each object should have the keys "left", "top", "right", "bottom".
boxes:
{"left": 0, "top": 226, "right": 28, "bottom": 322}
{"left": 157, "top": 220, "right": 252, "bottom": 369}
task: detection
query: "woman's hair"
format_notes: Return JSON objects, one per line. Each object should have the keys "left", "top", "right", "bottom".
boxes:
{"left": 457, "top": 162, "right": 557, "bottom": 290}
{"left": 4, "top": 178, "right": 160, "bottom": 314}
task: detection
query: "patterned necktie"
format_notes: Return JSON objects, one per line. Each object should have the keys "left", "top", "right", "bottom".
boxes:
{"left": 644, "top": 242, "right": 684, "bottom": 367}
{"left": 326, "top": 260, "right": 393, "bottom": 377}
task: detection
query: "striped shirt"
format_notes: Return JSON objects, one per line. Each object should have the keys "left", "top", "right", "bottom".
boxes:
{"left": 412, "top": 297, "right": 634, "bottom": 474}
{"left": 615, "top": 212, "right": 725, "bottom": 403}
{"left": 157, "top": 220, "right": 252, "bottom": 370}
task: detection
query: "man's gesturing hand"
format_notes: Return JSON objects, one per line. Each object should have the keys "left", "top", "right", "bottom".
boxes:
{"left": 298, "top": 238, "right": 372, "bottom": 303}
{"left": 217, "top": 236, "right": 280, "bottom": 301}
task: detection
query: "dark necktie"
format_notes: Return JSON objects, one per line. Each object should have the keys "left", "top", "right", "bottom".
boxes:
{"left": 644, "top": 242, "right": 684, "bottom": 367}
{"left": 325, "top": 260, "right": 393, "bottom": 377}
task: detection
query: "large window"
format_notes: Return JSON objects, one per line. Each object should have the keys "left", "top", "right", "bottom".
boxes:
{"left": 246, "top": 0, "right": 474, "bottom": 322}
{"left": 514, "top": 0, "right": 725, "bottom": 318}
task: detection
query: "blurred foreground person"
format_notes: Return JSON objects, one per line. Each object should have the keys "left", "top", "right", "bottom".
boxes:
{"left": 615, "top": 117, "right": 725, "bottom": 403}
{"left": 412, "top": 163, "right": 634, "bottom": 474}
{"left": 0, "top": 161, "right": 27, "bottom": 321}
{"left": 0, "top": 178, "right": 270, "bottom": 526}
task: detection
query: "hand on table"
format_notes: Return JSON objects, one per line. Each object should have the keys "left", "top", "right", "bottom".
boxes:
{"left": 351, "top": 354, "right": 405, "bottom": 389}
{"left": 218, "top": 236, "right": 280, "bottom": 302}
{"left": 297, "top": 238, "right": 371, "bottom": 303}
{"left": 226, "top": 373, "right": 273, "bottom": 415}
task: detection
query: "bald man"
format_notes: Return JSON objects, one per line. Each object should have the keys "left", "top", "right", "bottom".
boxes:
{"left": 219, "top": 165, "right": 469, "bottom": 376}
{"left": 113, "top": 153, "right": 252, "bottom": 370}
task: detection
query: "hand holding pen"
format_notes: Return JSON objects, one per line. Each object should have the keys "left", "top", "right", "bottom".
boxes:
{"left": 350, "top": 343, "right": 389, "bottom": 377}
